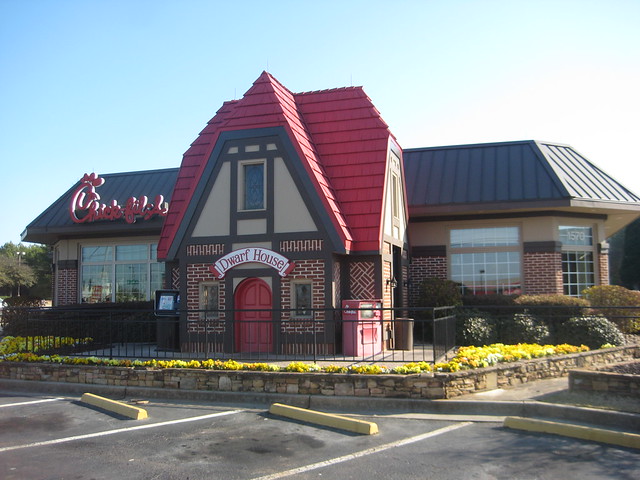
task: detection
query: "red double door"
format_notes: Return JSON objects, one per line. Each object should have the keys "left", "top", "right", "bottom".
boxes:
{"left": 234, "top": 278, "right": 273, "bottom": 353}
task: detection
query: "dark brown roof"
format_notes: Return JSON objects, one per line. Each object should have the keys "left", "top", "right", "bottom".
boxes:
{"left": 404, "top": 140, "right": 640, "bottom": 216}
{"left": 22, "top": 168, "right": 179, "bottom": 244}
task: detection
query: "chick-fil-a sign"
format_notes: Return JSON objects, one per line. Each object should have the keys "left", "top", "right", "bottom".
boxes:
{"left": 210, "top": 247, "right": 295, "bottom": 279}
{"left": 69, "top": 173, "right": 169, "bottom": 224}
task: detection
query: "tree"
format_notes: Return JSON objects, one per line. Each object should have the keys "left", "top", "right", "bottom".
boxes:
{"left": 0, "top": 242, "right": 49, "bottom": 298}
{"left": 620, "top": 218, "right": 640, "bottom": 290}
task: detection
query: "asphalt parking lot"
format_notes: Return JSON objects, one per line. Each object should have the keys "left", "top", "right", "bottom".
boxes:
{"left": 1, "top": 391, "right": 639, "bottom": 480}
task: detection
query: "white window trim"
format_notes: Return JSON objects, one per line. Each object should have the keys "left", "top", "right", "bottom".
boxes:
{"left": 559, "top": 224, "right": 597, "bottom": 296}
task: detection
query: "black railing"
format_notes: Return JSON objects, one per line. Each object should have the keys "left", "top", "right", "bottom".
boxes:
{"left": 0, "top": 306, "right": 458, "bottom": 365}
{"left": 2, "top": 303, "right": 636, "bottom": 364}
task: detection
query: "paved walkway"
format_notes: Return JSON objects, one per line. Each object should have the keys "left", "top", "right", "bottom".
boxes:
{"left": 455, "top": 376, "right": 570, "bottom": 401}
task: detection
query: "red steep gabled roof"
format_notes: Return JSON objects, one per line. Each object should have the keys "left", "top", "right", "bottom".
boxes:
{"left": 295, "top": 87, "right": 394, "bottom": 252}
{"left": 158, "top": 72, "right": 395, "bottom": 259}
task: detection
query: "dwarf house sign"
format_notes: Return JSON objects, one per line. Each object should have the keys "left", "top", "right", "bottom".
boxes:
{"left": 69, "top": 172, "right": 169, "bottom": 224}
{"left": 210, "top": 248, "right": 296, "bottom": 279}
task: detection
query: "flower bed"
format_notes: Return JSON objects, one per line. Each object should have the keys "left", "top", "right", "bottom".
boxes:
{"left": 0, "top": 336, "right": 591, "bottom": 375}
{"left": 2, "top": 335, "right": 638, "bottom": 399}
{"left": 1, "top": 345, "right": 638, "bottom": 399}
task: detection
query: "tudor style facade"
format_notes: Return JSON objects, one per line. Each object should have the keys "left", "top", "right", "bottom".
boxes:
{"left": 21, "top": 73, "right": 640, "bottom": 355}
{"left": 156, "top": 73, "right": 409, "bottom": 354}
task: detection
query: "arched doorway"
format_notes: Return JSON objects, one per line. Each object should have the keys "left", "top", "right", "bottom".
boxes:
{"left": 234, "top": 278, "right": 273, "bottom": 353}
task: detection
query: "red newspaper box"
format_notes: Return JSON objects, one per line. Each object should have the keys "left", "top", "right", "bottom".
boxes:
{"left": 342, "top": 299, "right": 383, "bottom": 357}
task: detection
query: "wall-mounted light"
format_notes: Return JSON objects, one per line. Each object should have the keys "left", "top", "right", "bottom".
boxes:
{"left": 386, "top": 277, "right": 398, "bottom": 289}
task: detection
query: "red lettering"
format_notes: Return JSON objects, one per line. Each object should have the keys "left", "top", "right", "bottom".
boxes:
{"left": 69, "top": 173, "right": 169, "bottom": 224}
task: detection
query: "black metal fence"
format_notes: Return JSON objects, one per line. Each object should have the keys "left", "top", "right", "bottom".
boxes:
{"left": 0, "top": 306, "right": 457, "bottom": 364}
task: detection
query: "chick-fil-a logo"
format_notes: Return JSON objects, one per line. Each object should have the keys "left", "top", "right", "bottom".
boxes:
{"left": 69, "top": 173, "right": 169, "bottom": 224}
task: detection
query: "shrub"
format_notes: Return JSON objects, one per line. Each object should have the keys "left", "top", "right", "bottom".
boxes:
{"left": 456, "top": 309, "right": 497, "bottom": 346}
{"left": 461, "top": 294, "right": 519, "bottom": 307}
{"left": 3, "top": 296, "right": 46, "bottom": 307}
{"left": 500, "top": 312, "right": 550, "bottom": 345}
{"left": 556, "top": 315, "right": 625, "bottom": 349}
{"left": 514, "top": 294, "right": 589, "bottom": 333}
{"left": 582, "top": 285, "right": 640, "bottom": 333}
{"left": 417, "top": 278, "right": 462, "bottom": 308}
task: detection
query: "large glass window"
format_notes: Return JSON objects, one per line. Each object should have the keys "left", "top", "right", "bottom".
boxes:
{"left": 450, "top": 227, "right": 521, "bottom": 295}
{"left": 80, "top": 243, "right": 164, "bottom": 303}
{"left": 560, "top": 226, "right": 595, "bottom": 296}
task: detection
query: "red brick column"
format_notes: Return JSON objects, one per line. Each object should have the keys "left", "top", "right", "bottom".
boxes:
{"left": 56, "top": 266, "right": 78, "bottom": 305}
{"left": 598, "top": 251, "right": 610, "bottom": 286}
{"left": 522, "top": 251, "right": 563, "bottom": 295}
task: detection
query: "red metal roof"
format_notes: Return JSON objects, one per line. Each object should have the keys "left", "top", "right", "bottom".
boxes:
{"left": 158, "top": 72, "right": 395, "bottom": 259}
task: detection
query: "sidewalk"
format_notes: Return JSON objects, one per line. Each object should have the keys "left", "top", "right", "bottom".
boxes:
{"left": 454, "top": 376, "right": 570, "bottom": 401}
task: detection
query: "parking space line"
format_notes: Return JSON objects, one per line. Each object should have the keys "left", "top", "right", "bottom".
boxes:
{"left": 0, "top": 398, "right": 64, "bottom": 408}
{"left": 0, "top": 409, "right": 244, "bottom": 453}
{"left": 250, "top": 421, "right": 473, "bottom": 480}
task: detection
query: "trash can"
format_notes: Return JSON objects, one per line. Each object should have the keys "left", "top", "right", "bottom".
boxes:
{"left": 394, "top": 317, "right": 414, "bottom": 350}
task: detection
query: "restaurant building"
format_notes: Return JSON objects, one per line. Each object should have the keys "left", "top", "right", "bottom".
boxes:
{"left": 22, "top": 72, "right": 640, "bottom": 354}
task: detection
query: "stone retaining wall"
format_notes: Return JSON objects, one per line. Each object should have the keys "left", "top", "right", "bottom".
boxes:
{"left": 1, "top": 346, "right": 638, "bottom": 399}
{"left": 569, "top": 363, "right": 640, "bottom": 398}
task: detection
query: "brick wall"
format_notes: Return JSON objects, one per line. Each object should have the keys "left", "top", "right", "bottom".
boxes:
{"left": 56, "top": 267, "right": 78, "bottom": 305}
{"left": 281, "top": 259, "right": 326, "bottom": 328}
{"left": 598, "top": 252, "right": 610, "bottom": 286}
{"left": 408, "top": 256, "right": 447, "bottom": 306}
{"left": 383, "top": 260, "right": 392, "bottom": 320}
{"left": 522, "top": 251, "right": 563, "bottom": 295}
{"left": 185, "top": 263, "right": 226, "bottom": 334}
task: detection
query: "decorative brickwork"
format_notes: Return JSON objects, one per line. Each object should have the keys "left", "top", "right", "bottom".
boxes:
{"left": 279, "top": 259, "right": 331, "bottom": 354}
{"left": 171, "top": 266, "right": 180, "bottom": 289}
{"left": 523, "top": 251, "right": 563, "bottom": 295}
{"left": 333, "top": 262, "right": 342, "bottom": 306}
{"left": 279, "top": 239, "right": 323, "bottom": 252}
{"left": 185, "top": 263, "right": 226, "bottom": 332}
{"left": 349, "top": 261, "right": 375, "bottom": 299}
{"left": 180, "top": 340, "right": 226, "bottom": 354}
{"left": 281, "top": 259, "right": 326, "bottom": 326}
{"left": 56, "top": 267, "right": 78, "bottom": 305}
{"left": 401, "top": 264, "right": 409, "bottom": 309}
{"left": 383, "top": 260, "right": 392, "bottom": 320}
{"left": 187, "top": 244, "right": 225, "bottom": 256}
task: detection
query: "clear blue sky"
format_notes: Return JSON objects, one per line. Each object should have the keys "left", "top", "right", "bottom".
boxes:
{"left": 1, "top": 0, "right": 639, "bottom": 246}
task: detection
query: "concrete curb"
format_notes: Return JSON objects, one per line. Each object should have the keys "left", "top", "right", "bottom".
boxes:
{"left": 504, "top": 416, "right": 640, "bottom": 450}
{"left": 1, "top": 378, "right": 638, "bottom": 432}
{"left": 80, "top": 392, "right": 148, "bottom": 420}
{"left": 269, "top": 403, "right": 378, "bottom": 435}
